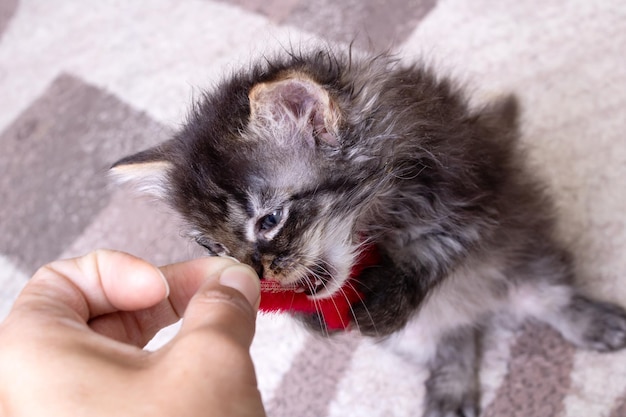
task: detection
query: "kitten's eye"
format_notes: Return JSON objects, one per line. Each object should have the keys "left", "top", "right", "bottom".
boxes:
{"left": 258, "top": 208, "right": 283, "bottom": 232}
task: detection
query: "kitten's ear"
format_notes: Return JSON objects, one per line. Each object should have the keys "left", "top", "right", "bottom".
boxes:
{"left": 109, "top": 144, "right": 174, "bottom": 198}
{"left": 248, "top": 75, "right": 341, "bottom": 147}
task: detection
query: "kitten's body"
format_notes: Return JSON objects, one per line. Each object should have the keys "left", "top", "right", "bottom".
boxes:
{"left": 113, "top": 48, "right": 626, "bottom": 417}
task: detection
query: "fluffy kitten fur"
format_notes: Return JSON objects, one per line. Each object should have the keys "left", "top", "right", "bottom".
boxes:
{"left": 112, "top": 48, "right": 626, "bottom": 417}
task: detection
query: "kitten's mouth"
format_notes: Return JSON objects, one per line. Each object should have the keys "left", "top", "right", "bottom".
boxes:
{"left": 300, "top": 273, "right": 331, "bottom": 295}
{"left": 257, "top": 243, "right": 379, "bottom": 331}
{"left": 261, "top": 266, "right": 333, "bottom": 296}
{"left": 297, "top": 263, "right": 334, "bottom": 295}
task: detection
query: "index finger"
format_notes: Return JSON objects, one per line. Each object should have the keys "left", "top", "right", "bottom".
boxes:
{"left": 89, "top": 257, "right": 254, "bottom": 347}
{"left": 7, "top": 251, "right": 243, "bottom": 346}
{"left": 89, "top": 256, "right": 248, "bottom": 345}
{"left": 159, "top": 257, "right": 245, "bottom": 319}
{"left": 10, "top": 250, "right": 170, "bottom": 323}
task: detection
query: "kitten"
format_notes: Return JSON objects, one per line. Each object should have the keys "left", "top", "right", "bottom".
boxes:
{"left": 111, "top": 47, "right": 626, "bottom": 417}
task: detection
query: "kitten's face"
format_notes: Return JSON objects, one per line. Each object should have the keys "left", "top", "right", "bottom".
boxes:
{"left": 189, "top": 138, "right": 360, "bottom": 297}
{"left": 112, "top": 72, "right": 369, "bottom": 298}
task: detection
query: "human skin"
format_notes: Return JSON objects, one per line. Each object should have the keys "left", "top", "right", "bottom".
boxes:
{"left": 0, "top": 250, "right": 266, "bottom": 417}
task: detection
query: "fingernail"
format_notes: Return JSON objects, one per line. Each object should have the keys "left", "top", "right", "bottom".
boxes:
{"left": 219, "top": 265, "right": 260, "bottom": 310}
{"left": 221, "top": 256, "right": 241, "bottom": 264}
{"left": 155, "top": 268, "right": 170, "bottom": 298}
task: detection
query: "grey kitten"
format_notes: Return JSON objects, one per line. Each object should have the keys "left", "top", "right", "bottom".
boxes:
{"left": 111, "top": 48, "right": 626, "bottom": 417}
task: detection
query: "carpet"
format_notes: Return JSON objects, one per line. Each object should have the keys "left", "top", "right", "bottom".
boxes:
{"left": 1, "top": 1, "right": 625, "bottom": 415}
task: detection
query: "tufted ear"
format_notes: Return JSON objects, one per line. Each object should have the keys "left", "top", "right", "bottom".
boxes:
{"left": 109, "top": 144, "right": 174, "bottom": 198}
{"left": 248, "top": 74, "right": 341, "bottom": 147}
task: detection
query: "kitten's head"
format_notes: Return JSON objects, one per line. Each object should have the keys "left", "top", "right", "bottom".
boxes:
{"left": 112, "top": 64, "right": 377, "bottom": 298}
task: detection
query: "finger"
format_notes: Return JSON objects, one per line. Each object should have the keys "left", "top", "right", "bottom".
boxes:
{"left": 158, "top": 264, "right": 260, "bottom": 399}
{"left": 175, "top": 264, "right": 260, "bottom": 350}
{"left": 11, "top": 250, "right": 169, "bottom": 323}
{"left": 88, "top": 257, "right": 248, "bottom": 346}
{"left": 158, "top": 256, "right": 248, "bottom": 318}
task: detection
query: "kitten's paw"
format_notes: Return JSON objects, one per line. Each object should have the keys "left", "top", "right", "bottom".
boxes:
{"left": 555, "top": 295, "right": 626, "bottom": 352}
{"left": 576, "top": 297, "right": 626, "bottom": 352}
{"left": 350, "top": 297, "right": 411, "bottom": 337}
{"left": 423, "top": 391, "right": 478, "bottom": 417}
{"left": 350, "top": 301, "right": 381, "bottom": 336}
{"left": 424, "top": 327, "right": 480, "bottom": 417}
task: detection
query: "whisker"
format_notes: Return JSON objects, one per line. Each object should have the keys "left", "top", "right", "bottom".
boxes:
{"left": 342, "top": 279, "right": 379, "bottom": 337}
{"left": 301, "top": 264, "right": 330, "bottom": 337}
{"left": 331, "top": 279, "right": 360, "bottom": 332}
{"left": 317, "top": 272, "right": 349, "bottom": 330}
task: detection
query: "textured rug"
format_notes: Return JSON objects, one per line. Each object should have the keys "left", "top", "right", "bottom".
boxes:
{"left": 1, "top": 1, "right": 625, "bottom": 416}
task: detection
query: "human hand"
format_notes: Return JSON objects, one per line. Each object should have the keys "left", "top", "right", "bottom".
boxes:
{"left": 0, "top": 250, "right": 266, "bottom": 417}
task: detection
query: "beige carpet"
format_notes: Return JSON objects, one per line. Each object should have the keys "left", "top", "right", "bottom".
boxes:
{"left": 1, "top": 1, "right": 625, "bottom": 415}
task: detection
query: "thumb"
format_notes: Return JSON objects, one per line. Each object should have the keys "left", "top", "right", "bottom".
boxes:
{"left": 177, "top": 263, "right": 261, "bottom": 348}
{"left": 154, "top": 264, "right": 265, "bottom": 417}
